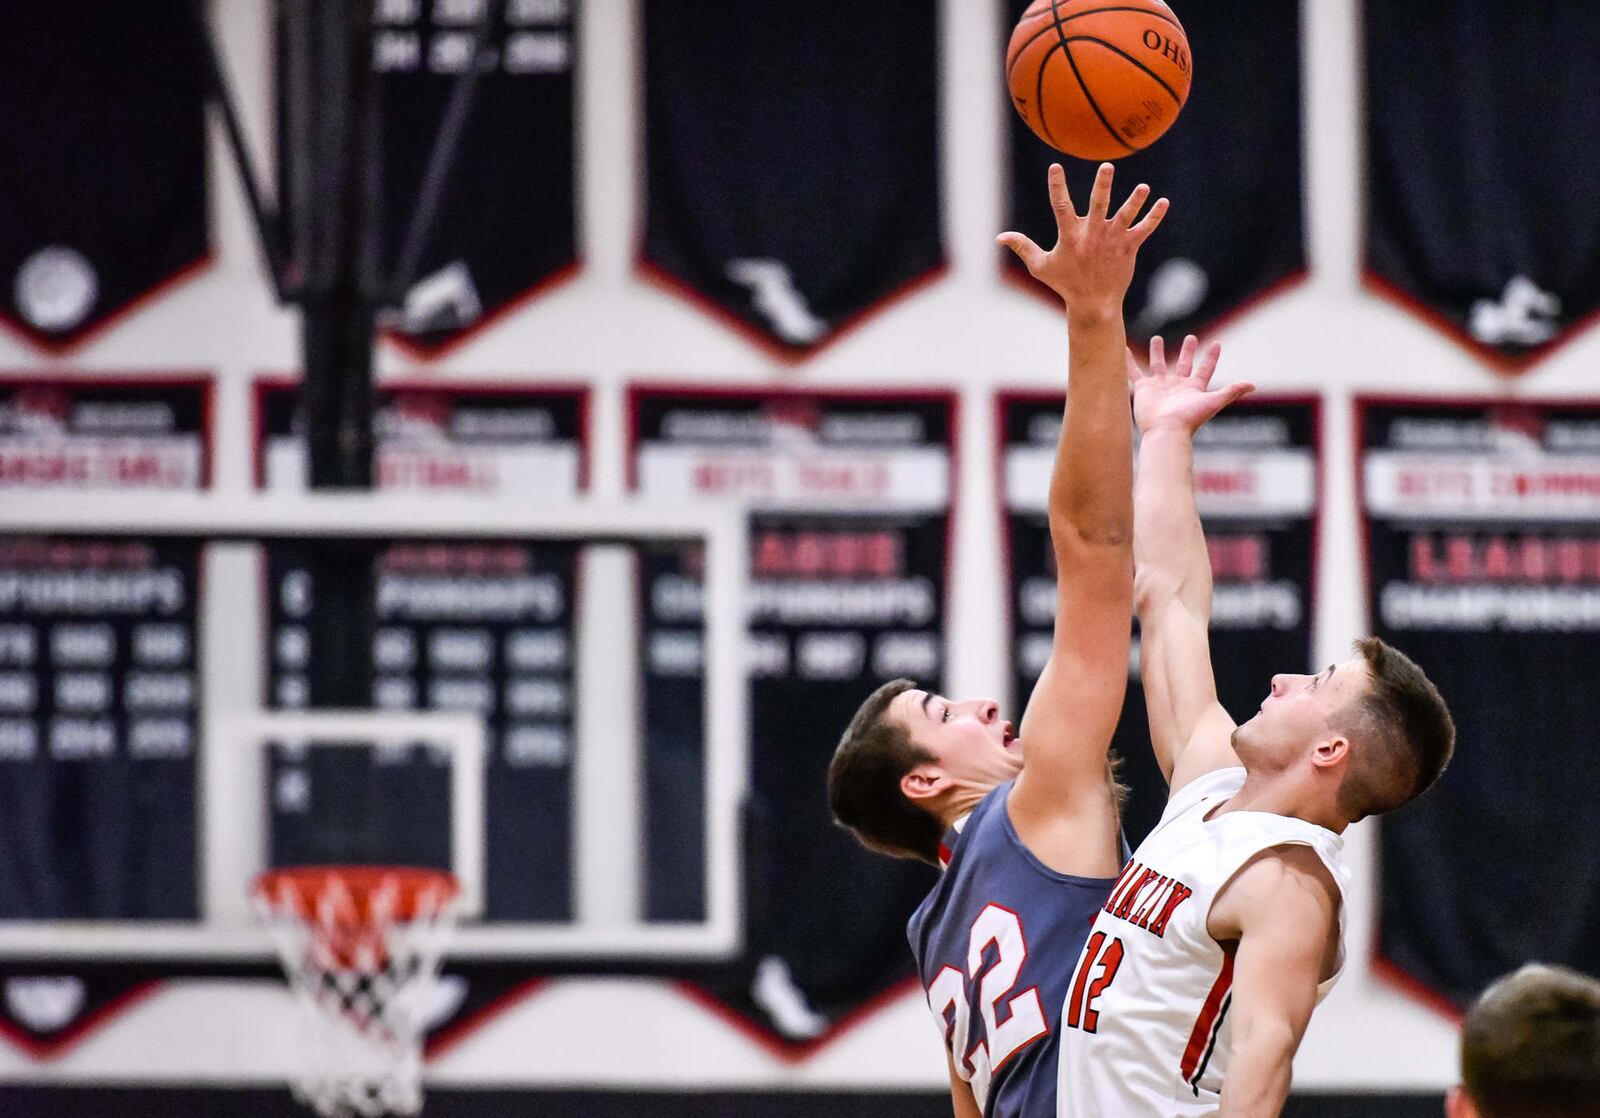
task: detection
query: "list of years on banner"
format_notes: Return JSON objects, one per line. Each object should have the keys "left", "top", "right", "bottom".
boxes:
{"left": 0, "top": 537, "right": 201, "bottom": 767}
{"left": 629, "top": 390, "right": 956, "bottom": 926}
{"left": 372, "top": 0, "right": 572, "bottom": 76}
{"left": 266, "top": 541, "right": 575, "bottom": 768}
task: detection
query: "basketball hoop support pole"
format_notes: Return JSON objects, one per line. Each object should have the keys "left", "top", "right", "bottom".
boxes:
{"left": 188, "top": 1, "right": 510, "bottom": 708}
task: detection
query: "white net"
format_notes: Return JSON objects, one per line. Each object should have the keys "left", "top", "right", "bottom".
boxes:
{"left": 255, "top": 868, "right": 459, "bottom": 1118}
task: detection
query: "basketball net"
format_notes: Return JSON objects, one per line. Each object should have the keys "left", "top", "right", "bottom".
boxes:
{"left": 254, "top": 867, "right": 460, "bottom": 1118}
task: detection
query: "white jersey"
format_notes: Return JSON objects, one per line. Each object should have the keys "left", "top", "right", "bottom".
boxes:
{"left": 1056, "top": 768, "right": 1349, "bottom": 1116}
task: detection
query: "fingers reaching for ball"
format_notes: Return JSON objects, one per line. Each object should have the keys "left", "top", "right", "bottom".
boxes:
{"left": 1006, "top": 163, "right": 1170, "bottom": 312}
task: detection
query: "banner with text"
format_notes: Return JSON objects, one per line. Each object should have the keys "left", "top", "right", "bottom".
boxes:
{"left": 1361, "top": 399, "right": 1600, "bottom": 1007}
{"left": 0, "top": 378, "right": 209, "bottom": 923}
{"left": 629, "top": 386, "right": 953, "bottom": 1046}
{"left": 256, "top": 382, "right": 587, "bottom": 922}
{"left": 1001, "top": 394, "right": 1320, "bottom": 844}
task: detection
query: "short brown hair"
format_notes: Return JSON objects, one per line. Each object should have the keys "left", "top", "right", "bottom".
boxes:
{"left": 827, "top": 678, "right": 943, "bottom": 866}
{"left": 1333, "top": 637, "right": 1455, "bottom": 821}
{"left": 1461, "top": 964, "right": 1600, "bottom": 1118}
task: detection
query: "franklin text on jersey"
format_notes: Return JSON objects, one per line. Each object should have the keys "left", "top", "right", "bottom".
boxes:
{"left": 907, "top": 781, "right": 1122, "bottom": 1118}
{"left": 1055, "top": 769, "right": 1348, "bottom": 1117}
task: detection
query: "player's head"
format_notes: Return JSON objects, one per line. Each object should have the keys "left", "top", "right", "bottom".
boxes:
{"left": 1230, "top": 637, "right": 1455, "bottom": 823}
{"left": 1448, "top": 964, "right": 1600, "bottom": 1118}
{"left": 828, "top": 678, "right": 1020, "bottom": 865}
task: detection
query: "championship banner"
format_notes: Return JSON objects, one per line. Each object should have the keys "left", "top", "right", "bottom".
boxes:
{"left": 0, "top": 378, "right": 210, "bottom": 922}
{"left": 0, "top": 537, "right": 203, "bottom": 921}
{"left": 640, "top": 2, "right": 944, "bottom": 360}
{"left": 257, "top": 382, "right": 588, "bottom": 922}
{"left": 1000, "top": 394, "right": 1320, "bottom": 844}
{"left": 629, "top": 386, "right": 954, "bottom": 1045}
{"left": 307, "top": 0, "right": 578, "bottom": 357}
{"left": 1360, "top": 399, "right": 1600, "bottom": 1007}
{"left": 1365, "top": 4, "right": 1600, "bottom": 370}
{"left": 1004, "top": 0, "right": 1304, "bottom": 348}
{"left": 0, "top": 3, "right": 209, "bottom": 352}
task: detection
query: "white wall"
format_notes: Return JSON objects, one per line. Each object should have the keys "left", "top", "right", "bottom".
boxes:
{"left": 6, "top": 0, "right": 1588, "bottom": 1092}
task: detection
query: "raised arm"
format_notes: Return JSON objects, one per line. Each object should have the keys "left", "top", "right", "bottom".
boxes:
{"left": 1129, "top": 337, "right": 1253, "bottom": 790}
{"left": 1000, "top": 163, "right": 1168, "bottom": 832}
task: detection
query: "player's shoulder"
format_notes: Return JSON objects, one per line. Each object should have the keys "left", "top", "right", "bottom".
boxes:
{"left": 1155, "top": 765, "right": 1246, "bottom": 831}
{"left": 1213, "top": 841, "right": 1341, "bottom": 940}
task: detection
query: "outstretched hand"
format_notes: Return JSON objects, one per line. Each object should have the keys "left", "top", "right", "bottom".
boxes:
{"left": 998, "top": 163, "right": 1168, "bottom": 317}
{"left": 1127, "top": 335, "right": 1254, "bottom": 435}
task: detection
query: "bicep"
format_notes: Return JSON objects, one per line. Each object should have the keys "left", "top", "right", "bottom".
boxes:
{"left": 1217, "top": 853, "right": 1340, "bottom": 1050}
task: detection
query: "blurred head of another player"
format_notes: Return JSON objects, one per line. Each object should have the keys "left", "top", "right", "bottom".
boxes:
{"left": 1229, "top": 637, "right": 1455, "bottom": 825}
{"left": 1447, "top": 964, "right": 1600, "bottom": 1118}
{"left": 828, "top": 678, "right": 1021, "bottom": 865}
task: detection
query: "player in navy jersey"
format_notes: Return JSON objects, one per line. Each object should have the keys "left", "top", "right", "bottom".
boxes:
{"left": 828, "top": 162, "right": 1168, "bottom": 1118}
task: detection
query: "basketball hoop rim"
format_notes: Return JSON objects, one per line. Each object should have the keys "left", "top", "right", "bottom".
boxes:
{"left": 253, "top": 865, "right": 460, "bottom": 924}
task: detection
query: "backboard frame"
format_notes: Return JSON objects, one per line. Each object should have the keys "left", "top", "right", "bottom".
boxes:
{"left": 0, "top": 493, "right": 747, "bottom": 961}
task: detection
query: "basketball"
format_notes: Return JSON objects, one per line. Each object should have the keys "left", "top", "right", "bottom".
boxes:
{"left": 1007, "top": 0, "right": 1193, "bottom": 161}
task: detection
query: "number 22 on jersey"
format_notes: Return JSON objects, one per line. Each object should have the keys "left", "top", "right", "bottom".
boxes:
{"left": 924, "top": 904, "right": 1048, "bottom": 1105}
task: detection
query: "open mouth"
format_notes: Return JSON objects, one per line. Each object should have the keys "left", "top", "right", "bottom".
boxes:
{"left": 1001, "top": 721, "right": 1016, "bottom": 749}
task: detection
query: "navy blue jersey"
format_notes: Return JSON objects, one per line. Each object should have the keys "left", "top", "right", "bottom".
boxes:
{"left": 907, "top": 782, "right": 1121, "bottom": 1118}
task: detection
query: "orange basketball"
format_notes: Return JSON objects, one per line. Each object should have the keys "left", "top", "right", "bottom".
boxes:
{"left": 1006, "top": 0, "right": 1193, "bottom": 161}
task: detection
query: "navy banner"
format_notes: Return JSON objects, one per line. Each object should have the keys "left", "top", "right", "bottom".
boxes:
{"left": 0, "top": 3, "right": 208, "bottom": 352}
{"left": 629, "top": 386, "right": 955, "bottom": 1046}
{"left": 1360, "top": 399, "right": 1600, "bottom": 1007}
{"left": 641, "top": 2, "right": 944, "bottom": 359}
{"left": 1000, "top": 394, "right": 1320, "bottom": 843}
{"left": 1365, "top": 4, "right": 1600, "bottom": 370}
{"left": 1004, "top": 0, "right": 1304, "bottom": 348}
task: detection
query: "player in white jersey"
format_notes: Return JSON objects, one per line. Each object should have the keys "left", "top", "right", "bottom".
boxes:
{"left": 1056, "top": 337, "right": 1458, "bottom": 1117}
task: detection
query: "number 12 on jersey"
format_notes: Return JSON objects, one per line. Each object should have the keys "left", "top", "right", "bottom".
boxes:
{"left": 925, "top": 904, "right": 1048, "bottom": 1105}
{"left": 1065, "top": 930, "right": 1124, "bottom": 1033}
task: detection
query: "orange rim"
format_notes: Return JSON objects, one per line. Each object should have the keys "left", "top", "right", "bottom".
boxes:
{"left": 253, "top": 865, "right": 459, "bottom": 924}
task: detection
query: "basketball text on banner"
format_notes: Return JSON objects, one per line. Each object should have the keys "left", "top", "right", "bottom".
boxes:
{"left": 1365, "top": 4, "right": 1600, "bottom": 370}
{"left": 0, "top": 379, "right": 211, "bottom": 920}
{"left": 1004, "top": 0, "right": 1304, "bottom": 349}
{"left": 256, "top": 384, "right": 588, "bottom": 922}
{"left": 640, "top": 2, "right": 944, "bottom": 360}
{"left": 292, "top": 1, "right": 579, "bottom": 357}
{"left": 629, "top": 386, "right": 954, "bottom": 1044}
{"left": 1001, "top": 394, "right": 1320, "bottom": 844}
{"left": 1360, "top": 399, "right": 1600, "bottom": 1007}
{"left": 0, "top": 2, "right": 209, "bottom": 352}
{"left": 0, "top": 378, "right": 211, "bottom": 491}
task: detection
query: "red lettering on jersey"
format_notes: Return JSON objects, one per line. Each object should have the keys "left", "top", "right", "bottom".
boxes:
{"left": 1131, "top": 876, "right": 1171, "bottom": 929}
{"left": 1147, "top": 881, "right": 1195, "bottom": 938}
{"left": 1102, "top": 860, "right": 1142, "bottom": 916}
{"left": 1113, "top": 867, "right": 1162, "bottom": 922}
